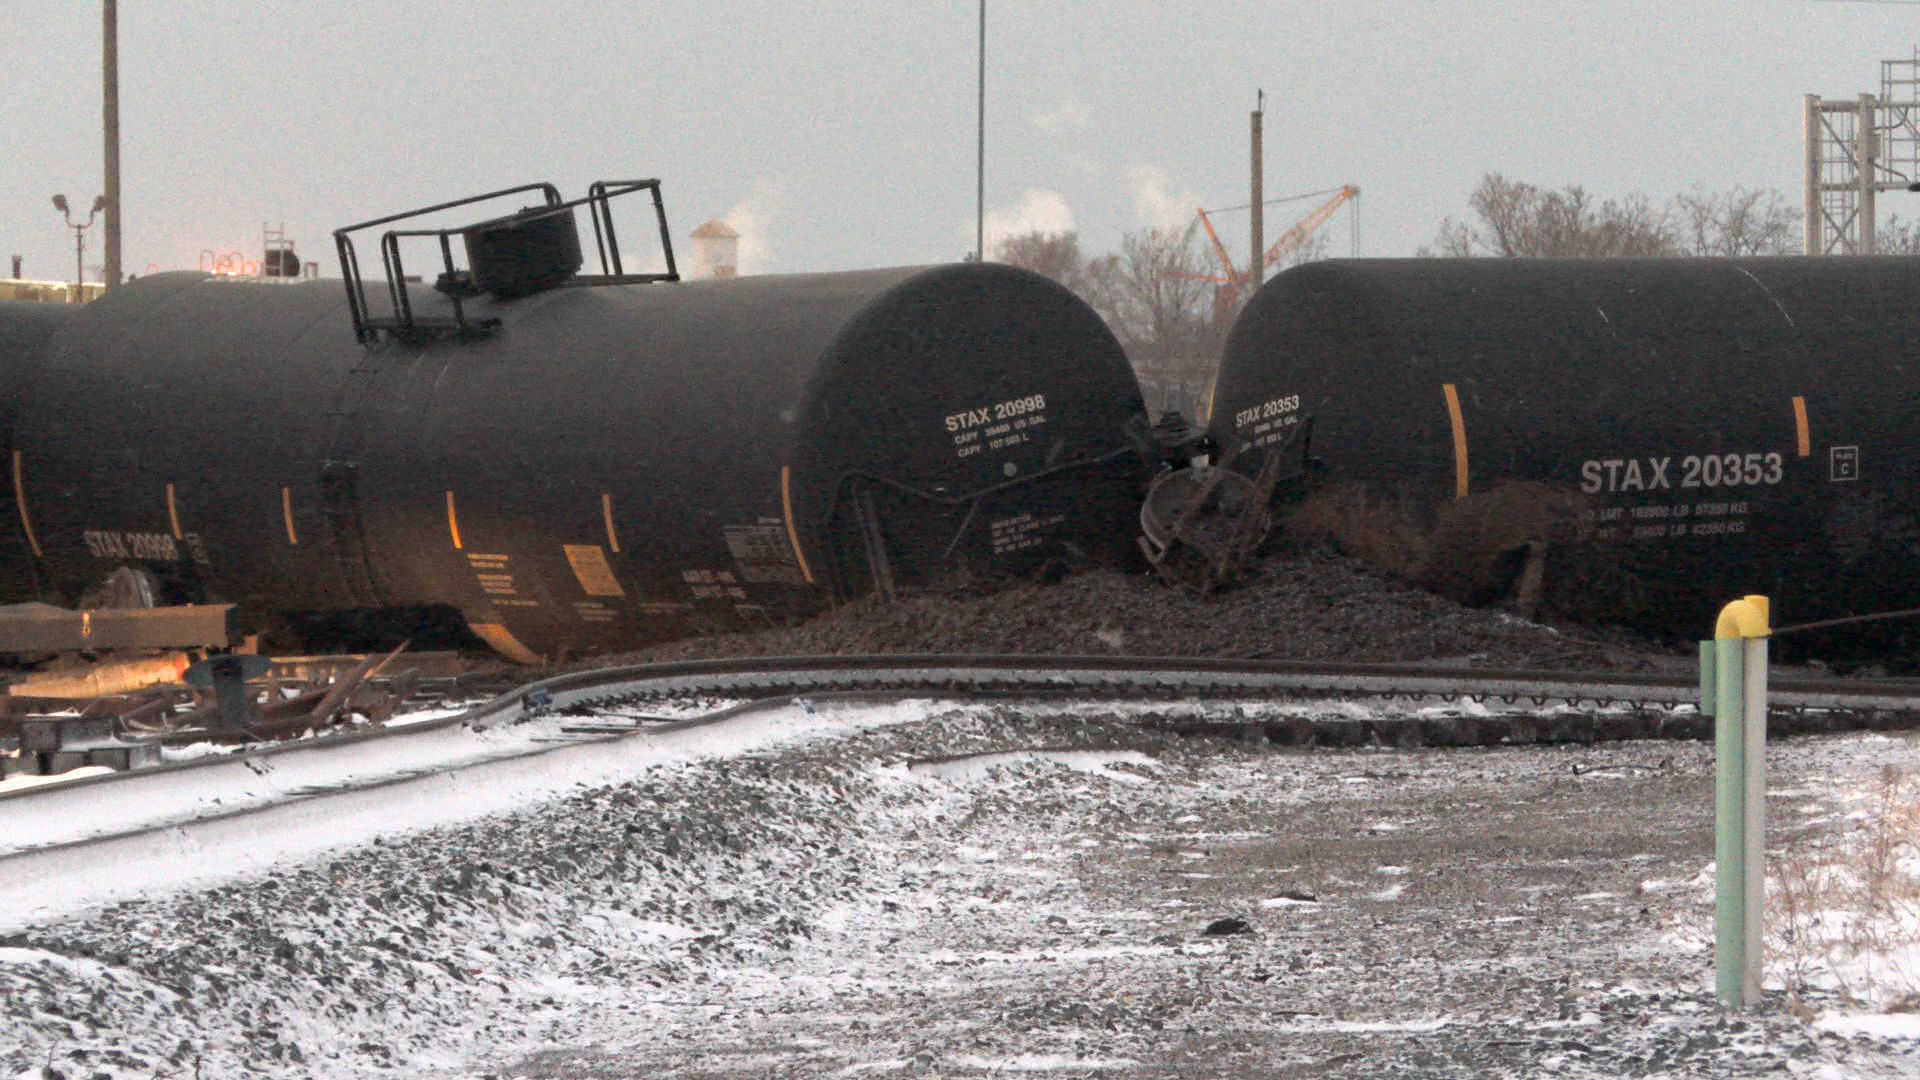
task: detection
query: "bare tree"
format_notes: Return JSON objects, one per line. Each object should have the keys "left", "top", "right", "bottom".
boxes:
{"left": 1426, "top": 174, "right": 1812, "bottom": 259}
{"left": 1084, "top": 225, "right": 1214, "bottom": 365}
{"left": 1672, "top": 186, "right": 1799, "bottom": 256}
{"left": 1278, "top": 230, "right": 1331, "bottom": 269}
{"left": 1879, "top": 213, "right": 1920, "bottom": 255}
{"left": 1424, "top": 216, "right": 1478, "bottom": 258}
{"left": 1421, "top": 173, "right": 1673, "bottom": 257}
{"left": 991, "top": 230, "right": 1088, "bottom": 293}
{"left": 1078, "top": 225, "right": 1220, "bottom": 418}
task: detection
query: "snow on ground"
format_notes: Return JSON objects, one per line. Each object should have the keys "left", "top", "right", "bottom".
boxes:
{"left": 0, "top": 695, "right": 737, "bottom": 799}
{"left": 0, "top": 697, "right": 745, "bottom": 862}
{"left": 0, "top": 764, "right": 114, "bottom": 793}
{"left": 0, "top": 697, "right": 890, "bottom": 928}
{"left": 1661, "top": 734, "right": 1920, "bottom": 1038}
{"left": 3, "top": 702, "right": 1919, "bottom": 1078}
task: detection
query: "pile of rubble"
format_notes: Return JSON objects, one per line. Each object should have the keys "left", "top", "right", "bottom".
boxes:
{"left": 598, "top": 550, "right": 1677, "bottom": 673}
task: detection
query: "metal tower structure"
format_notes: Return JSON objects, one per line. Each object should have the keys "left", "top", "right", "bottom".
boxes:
{"left": 1804, "top": 49, "right": 1920, "bottom": 255}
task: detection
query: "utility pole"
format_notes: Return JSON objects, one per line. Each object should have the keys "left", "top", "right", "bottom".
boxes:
{"left": 1249, "top": 91, "right": 1264, "bottom": 291}
{"left": 103, "top": 0, "right": 121, "bottom": 290}
{"left": 974, "top": 1, "right": 986, "bottom": 262}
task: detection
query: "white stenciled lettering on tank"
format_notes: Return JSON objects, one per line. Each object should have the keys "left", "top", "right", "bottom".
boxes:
{"left": 1234, "top": 394, "right": 1304, "bottom": 449}
{"left": 682, "top": 567, "right": 748, "bottom": 601}
{"left": 1233, "top": 394, "right": 1301, "bottom": 430}
{"left": 1581, "top": 452, "right": 1782, "bottom": 494}
{"left": 945, "top": 406, "right": 991, "bottom": 432}
{"left": 1580, "top": 498, "right": 1753, "bottom": 542}
{"left": 81, "top": 530, "right": 183, "bottom": 561}
{"left": 988, "top": 511, "right": 1066, "bottom": 555}
{"left": 948, "top": 393, "right": 1049, "bottom": 458}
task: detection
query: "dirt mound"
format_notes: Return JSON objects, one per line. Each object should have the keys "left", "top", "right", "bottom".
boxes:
{"left": 589, "top": 549, "right": 1675, "bottom": 673}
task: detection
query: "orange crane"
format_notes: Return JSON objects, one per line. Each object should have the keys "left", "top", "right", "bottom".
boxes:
{"left": 1193, "top": 185, "right": 1359, "bottom": 309}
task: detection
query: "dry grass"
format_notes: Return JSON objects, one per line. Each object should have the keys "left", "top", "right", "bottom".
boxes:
{"left": 1282, "top": 484, "right": 1428, "bottom": 578}
{"left": 1415, "top": 481, "right": 1584, "bottom": 608}
{"left": 1282, "top": 480, "right": 1586, "bottom": 610}
{"left": 1770, "top": 764, "right": 1920, "bottom": 1010}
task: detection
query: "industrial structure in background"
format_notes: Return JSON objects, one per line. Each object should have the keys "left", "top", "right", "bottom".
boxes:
{"left": 1139, "top": 182, "right": 1357, "bottom": 422}
{"left": 3, "top": 252, "right": 103, "bottom": 304}
{"left": 198, "top": 224, "right": 318, "bottom": 281}
{"left": 1804, "top": 48, "right": 1920, "bottom": 254}
{"left": 4, "top": 223, "right": 315, "bottom": 305}
{"left": 0, "top": 278, "right": 105, "bottom": 305}
{"left": 688, "top": 220, "right": 740, "bottom": 279}
{"left": 1194, "top": 184, "right": 1360, "bottom": 317}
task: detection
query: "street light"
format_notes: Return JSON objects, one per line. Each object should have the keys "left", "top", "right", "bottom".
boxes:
{"left": 52, "top": 193, "right": 106, "bottom": 301}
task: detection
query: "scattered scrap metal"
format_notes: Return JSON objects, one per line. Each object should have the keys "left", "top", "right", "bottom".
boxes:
{"left": 1138, "top": 447, "right": 1280, "bottom": 593}
{"left": 1, "top": 648, "right": 510, "bottom": 779}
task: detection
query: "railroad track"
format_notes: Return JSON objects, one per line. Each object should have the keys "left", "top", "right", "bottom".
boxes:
{"left": 9, "top": 652, "right": 1920, "bottom": 839}
{"left": 19, "top": 653, "right": 1920, "bottom": 812}
{"left": 7, "top": 653, "right": 1920, "bottom": 927}
{"left": 479, "top": 653, "right": 1920, "bottom": 738}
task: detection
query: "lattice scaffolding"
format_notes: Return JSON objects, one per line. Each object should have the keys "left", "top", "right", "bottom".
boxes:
{"left": 1803, "top": 48, "right": 1920, "bottom": 255}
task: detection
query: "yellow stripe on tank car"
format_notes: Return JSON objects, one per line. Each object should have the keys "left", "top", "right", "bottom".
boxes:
{"left": 1442, "top": 383, "right": 1470, "bottom": 500}
{"left": 1792, "top": 396, "right": 1811, "bottom": 458}
{"left": 466, "top": 621, "right": 541, "bottom": 665}
{"left": 780, "top": 465, "right": 816, "bottom": 585}
{"left": 166, "top": 483, "right": 183, "bottom": 539}
{"left": 601, "top": 493, "right": 620, "bottom": 553}
{"left": 446, "top": 490, "right": 464, "bottom": 550}
{"left": 282, "top": 486, "right": 299, "bottom": 545}
{"left": 11, "top": 450, "right": 42, "bottom": 557}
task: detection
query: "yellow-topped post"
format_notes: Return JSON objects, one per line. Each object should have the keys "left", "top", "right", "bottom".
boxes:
{"left": 1705, "top": 594, "right": 1769, "bottom": 1007}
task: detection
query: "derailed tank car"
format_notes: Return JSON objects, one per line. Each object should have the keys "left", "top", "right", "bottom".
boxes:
{"left": 7, "top": 181, "right": 1150, "bottom": 662}
{"left": 1, "top": 300, "right": 77, "bottom": 598}
{"left": 1208, "top": 256, "right": 1920, "bottom": 644}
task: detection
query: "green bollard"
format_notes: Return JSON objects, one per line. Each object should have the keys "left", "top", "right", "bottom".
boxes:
{"left": 1713, "top": 634, "right": 1745, "bottom": 1005}
{"left": 1699, "top": 640, "right": 1716, "bottom": 718}
{"left": 1712, "top": 595, "right": 1770, "bottom": 1009}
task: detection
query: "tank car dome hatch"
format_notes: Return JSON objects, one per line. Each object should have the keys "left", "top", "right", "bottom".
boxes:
{"left": 333, "top": 179, "right": 683, "bottom": 346}
{"left": 463, "top": 207, "right": 583, "bottom": 299}
{"left": 1206, "top": 256, "right": 1920, "bottom": 651}
{"left": 7, "top": 259, "right": 1149, "bottom": 664}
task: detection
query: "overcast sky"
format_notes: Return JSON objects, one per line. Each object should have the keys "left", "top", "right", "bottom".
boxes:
{"left": 4, "top": 1, "right": 1919, "bottom": 282}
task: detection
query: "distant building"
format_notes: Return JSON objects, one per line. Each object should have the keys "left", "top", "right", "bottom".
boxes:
{"left": 689, "top": 220, "right": 739, "bottom": 279}
{"left": 0, "top": 279, "right": 103, "bottom": 304}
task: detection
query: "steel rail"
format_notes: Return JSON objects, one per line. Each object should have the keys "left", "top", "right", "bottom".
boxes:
{"left": 10, "top": 654, "right": 1920, "bottom": 810}
{"left": 8, "top": 651, "right": 1920, "bottom": 905}
{"left": 470, "top": 653, "right": 1920, "bottom": 729}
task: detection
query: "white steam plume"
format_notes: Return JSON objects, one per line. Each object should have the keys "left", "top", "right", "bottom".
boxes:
{"left": 981, "top": 188, "right": 1076, "bottom": 255}
{"left": 1125, "top": 165, "right": 1201, "bottom": 230}
{"left": 722, "top": 182, "right": 787, "bottom": 275}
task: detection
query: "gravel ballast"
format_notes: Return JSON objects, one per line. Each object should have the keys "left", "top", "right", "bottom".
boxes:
{"left": 5, "top": 703, "right": 1918, "bottom": 1078}
{"left": 590, "top": 552, "right": 1678, "bottom": 674}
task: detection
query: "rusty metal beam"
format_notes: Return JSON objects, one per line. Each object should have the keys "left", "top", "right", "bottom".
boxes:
{"left": 0, "top": 603, "right": 234, "bottom": 653}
